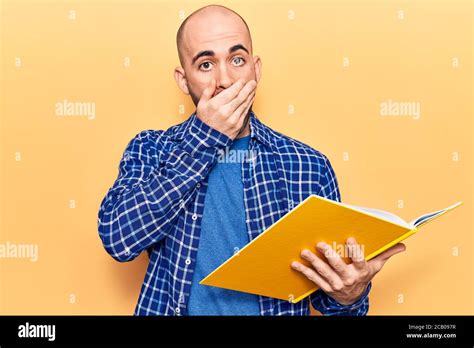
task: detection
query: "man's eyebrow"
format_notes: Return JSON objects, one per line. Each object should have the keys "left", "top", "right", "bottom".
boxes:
{"left": 191, "top": 44, "right": 250, "bottom": 65}
{"left": 229, "top": 44, "right": 249, "bottom": 55}
{"left": 192, "top": 50, "right": 214, "bottom": 65}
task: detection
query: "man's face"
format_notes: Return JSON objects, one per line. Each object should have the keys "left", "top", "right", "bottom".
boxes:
{"left": 175, "top": 10, "right": 261, "bottom": 106}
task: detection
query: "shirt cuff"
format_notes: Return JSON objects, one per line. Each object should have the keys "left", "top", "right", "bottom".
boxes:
{"left": 328, "top": 281, "right": 371, "bottom": 308}
{"left": 180, "top": 113, "right": 233, "bottom": 158}
{"left": 311, "top": 281, "right": 372, "bottom": 316}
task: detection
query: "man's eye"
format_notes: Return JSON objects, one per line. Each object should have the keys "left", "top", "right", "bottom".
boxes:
{"left": 199, "top": 62, "right": 213, "bottom": 71}
{"left": 232, "top": 57, "right": 245, "bottom": 66}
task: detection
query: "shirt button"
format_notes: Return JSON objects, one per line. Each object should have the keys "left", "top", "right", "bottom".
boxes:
{"left": 196, "top": 183, "right": 201, "bottom": 188}
{"left": 175, "top": 307, "right": 181, "bottom": 315}
{"left": 192, "top": 214, "right": 197, "bottom": 221}
{"left": 185, "top": 258, "right": 191, "bottom": 265}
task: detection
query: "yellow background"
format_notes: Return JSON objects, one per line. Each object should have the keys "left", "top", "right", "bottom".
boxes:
{"left": 0, "top": 0, "right": 472, "bottom": 315}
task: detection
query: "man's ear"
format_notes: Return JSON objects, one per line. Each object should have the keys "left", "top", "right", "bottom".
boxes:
{"left": 253, "top": 56, "right": 262, "bottom": 83}
{"left": 174, "top": 66, "right": 190, "bottom": 95}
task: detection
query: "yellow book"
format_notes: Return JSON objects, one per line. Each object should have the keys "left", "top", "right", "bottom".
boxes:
{"left": 200, "top": 195, "right": 463, "bottom": 303}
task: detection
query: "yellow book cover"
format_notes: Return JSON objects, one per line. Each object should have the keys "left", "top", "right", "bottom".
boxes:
{"left": 200, "top": 195, "right": 463, "bottom": 303}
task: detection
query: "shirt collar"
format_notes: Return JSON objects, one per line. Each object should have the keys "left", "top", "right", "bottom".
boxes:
{"left": 171, "top": 110, "right": 273, "bottom": 147}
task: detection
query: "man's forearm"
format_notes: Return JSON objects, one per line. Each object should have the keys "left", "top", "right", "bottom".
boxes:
{"left": 98, "top": 115, "right": 233, "bottom": 262}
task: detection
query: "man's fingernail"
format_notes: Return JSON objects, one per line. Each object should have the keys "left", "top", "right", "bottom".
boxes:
{"left": 301, "top": 250, "right": 311, "bottom": 258}
{"left": 291, "top": 262, "right": 299, "bottom": 269}
{"left": 317, "top": 242, "right": 326, "bottom": 249}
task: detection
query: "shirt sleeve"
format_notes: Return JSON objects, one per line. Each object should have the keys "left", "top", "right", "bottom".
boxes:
{"left": 97, "top": 115, "right": 233, "bottom": 262}
{"left": 309, "top": 154, "right": 371, "bottom": 316}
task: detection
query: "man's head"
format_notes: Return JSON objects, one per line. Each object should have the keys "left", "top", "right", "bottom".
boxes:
{"left": 174, "top": 4, "right": 261, "bottom": 106}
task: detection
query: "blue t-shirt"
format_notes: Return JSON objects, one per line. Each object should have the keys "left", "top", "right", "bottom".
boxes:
{"left": 187, "top": 135, "right": 260, "bottom": 315}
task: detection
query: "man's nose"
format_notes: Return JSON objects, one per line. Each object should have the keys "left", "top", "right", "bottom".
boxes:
{"left": 215, "top": 62, "right": 234, "bottom": 90}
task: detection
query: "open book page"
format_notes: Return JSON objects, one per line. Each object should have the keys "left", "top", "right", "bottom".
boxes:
{"left": 408, "top": 202, "right": 463, "bottom": 227}
{"left": 340, "top": 203, "right": 411, "bottom": 228}
{"left": 340, "top": 201, "right": 463, "bottom": 229}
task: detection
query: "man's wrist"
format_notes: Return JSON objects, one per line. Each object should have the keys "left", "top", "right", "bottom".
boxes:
{"left": 327, "top": 281, "right": 372, "bottom": 309}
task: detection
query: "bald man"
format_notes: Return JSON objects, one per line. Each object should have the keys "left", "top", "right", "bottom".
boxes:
{"left": 98, "top": 4, "right": 405, "bottom": 316}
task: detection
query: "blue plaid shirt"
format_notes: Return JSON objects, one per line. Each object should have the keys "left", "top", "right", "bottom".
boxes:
{"left": 98, "top": 111, "right": 371, "bottom": 316}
